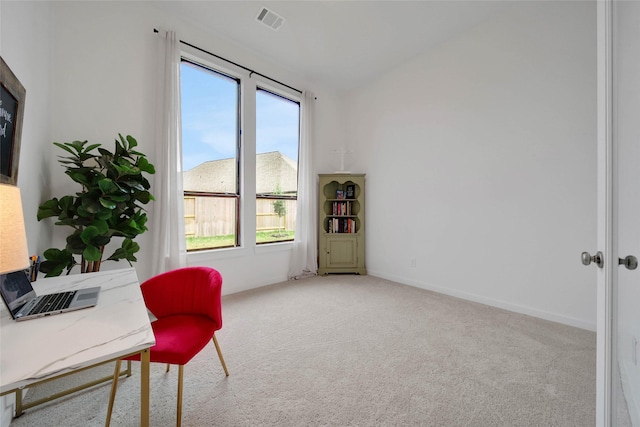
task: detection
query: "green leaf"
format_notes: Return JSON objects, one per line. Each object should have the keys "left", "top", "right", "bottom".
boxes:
{"left": 70, "top": 140, "right": 88, "bottom": 152}
{"left": 106, "top": 247, "right": 127, "bottom": 261}
{"left": 122, "top": 181, "right": 145, "bottom": 191}
{"left": 93, "top": 235, "right": 111, "bottom": 247}
{"left": 93, "top": 219, "right": 109, "bottom": 234}
{"left": 76, "top": 205, "right": 91, "bottom": 217}
{"left": 53, "top": 142, "right": 78, "bottom": 156}
{"left": 111, "top": 163, "right": 128, "bottom": 177}
{"left": 59, "top": 195, "right": 75, "bottom": 212}
{"left": 83, "top": 244, "right": 102, "bottom": 262}
{"left": 96, "top": 209, "right": 113, "bottom": 220}
{"left": 43, "top": 248, "right": 70, "bottom": 262}
{"left": 123, "top": 238, "right": 139, "bottom": 251}
{"left": 137, "top": 157, "right": 156, "bottom": 174}
{"left": 40, "top": 248, "right": 77, "bottom": 277}
{"left": 115, "top": 135, "right": 126, "bottom": 155}
{"left": 69, "top": 171, "right": 90, "bottom": 186}
{"left": 84, "top": 143, "right": 101, "bottom": 153}
{"left": 98, "top": 148, "right": 113, "bottom": 157}
{"left": 141, "top": 177, "right": 152, "bottom": 189}
{"left": 81, "top": 198, "right": 102, "bottom": 214}
{"left": 80, "top": 226, "right": 100, "bottom": 244}
{"left": 98, "top": 178, "right": 118, "bottom": 194}
{"left": 125, "top": 134, "right": 138, "bottom": 149}
{"left": 99, "top": 197, "right": 117, "bottom": 209}
{"left": 37, "top": 198, "right": 61, "bottom": 220}
{"left": 107, "top": 238, "right": 139, "bottom": 263}
{"left": 58, "top": 159, "right": 82, "bottom": 166}
{"left": 39, "top": 261, "right": 66, "bottom": 277}
{"left": 135, "top": 191, "right": 152, "bottom": 204}
{"left": 108, "top": 194, "right": 129, "bottom": 202}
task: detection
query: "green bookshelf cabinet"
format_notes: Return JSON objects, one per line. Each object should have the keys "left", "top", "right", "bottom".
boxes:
{"left": 318, "top": 173, "right": 366, "bottom": 275}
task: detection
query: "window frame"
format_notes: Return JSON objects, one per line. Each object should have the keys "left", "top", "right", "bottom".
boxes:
{"left": 255, "top": 86, "right": 301, "bottom": 245}
{"left": 179, "top": 48, "right": 303, "bottom": 255}
{"left": 180, "top": 57, "right": 242, "bottom": 251}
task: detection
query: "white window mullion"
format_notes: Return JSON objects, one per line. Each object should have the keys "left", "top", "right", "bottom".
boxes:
{"left": 242, "top": 78, "right": 257, "bottom": 248}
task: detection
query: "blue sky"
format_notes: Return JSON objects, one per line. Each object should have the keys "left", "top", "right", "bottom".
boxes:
{"left": 180, "top": 62, "right": 299, "bottom": 172}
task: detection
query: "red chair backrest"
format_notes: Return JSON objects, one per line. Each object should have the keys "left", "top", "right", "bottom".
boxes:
{"left": 141, "top": 267, "right": 223, "bottom": 328}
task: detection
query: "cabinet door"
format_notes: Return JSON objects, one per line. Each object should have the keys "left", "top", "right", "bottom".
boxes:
{"left": 325, "top": 236, "right": 358, "bottom": 269}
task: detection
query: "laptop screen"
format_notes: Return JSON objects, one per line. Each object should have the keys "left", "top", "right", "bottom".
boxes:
{"left": 0, "top": 270, "right": 36, "bottom": 314}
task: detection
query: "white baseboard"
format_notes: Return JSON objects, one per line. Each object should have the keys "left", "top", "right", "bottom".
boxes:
{"left": 367, "top": 269, "right": 596, "bottom": 332}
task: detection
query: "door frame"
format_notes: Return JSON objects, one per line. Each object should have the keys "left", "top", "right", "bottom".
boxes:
{"left": 596, "top": 0, "right": 614, "bottom": 425}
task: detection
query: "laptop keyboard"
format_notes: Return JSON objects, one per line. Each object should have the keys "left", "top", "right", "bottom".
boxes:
{"left": 27, "top": 291, "right": 76, "bottom": 315}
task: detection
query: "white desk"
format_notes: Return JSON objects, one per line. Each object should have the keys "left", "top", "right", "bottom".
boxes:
{"left": 0, "top": 267, "right": 155, "bottom": 426}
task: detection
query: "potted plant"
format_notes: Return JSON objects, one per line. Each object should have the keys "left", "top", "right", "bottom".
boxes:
{"left": 37, "top": 134, "right": 155, "bottom": 276}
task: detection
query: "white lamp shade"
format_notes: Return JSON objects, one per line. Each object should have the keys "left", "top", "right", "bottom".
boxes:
{"left": 0, "top": 184, "right": 30, "bottom": 274}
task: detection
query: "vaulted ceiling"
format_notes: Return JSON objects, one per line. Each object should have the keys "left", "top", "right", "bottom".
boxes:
{"left": 151, "top": 1, "right": 509, "bottom": 92}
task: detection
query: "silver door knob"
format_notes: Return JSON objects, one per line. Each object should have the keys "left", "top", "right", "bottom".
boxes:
{"left": 581, "top": 251, "right": 604, "bottom": 268}
{"left": 619, "top": 255, "right": 638, "bottom": 270}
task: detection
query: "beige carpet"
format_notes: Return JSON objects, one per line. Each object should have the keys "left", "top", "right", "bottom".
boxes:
{"left": 9, "top": 274, "right": 596, "bottom": 426}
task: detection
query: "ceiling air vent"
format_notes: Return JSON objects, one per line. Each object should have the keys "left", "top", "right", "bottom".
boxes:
{"left": 256, "top": 7, "right": 285, "bottom": 31}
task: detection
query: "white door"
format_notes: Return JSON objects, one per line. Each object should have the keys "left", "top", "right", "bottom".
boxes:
{"left": 612, "top": 1, "right": 640, "bottom": 425}
{"left": 595, "top": 1, "right": 640, "bottom": 426}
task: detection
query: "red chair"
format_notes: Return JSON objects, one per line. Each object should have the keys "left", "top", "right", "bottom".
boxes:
{"left": 106, "top": 267, "right": 229, "bottom": 426}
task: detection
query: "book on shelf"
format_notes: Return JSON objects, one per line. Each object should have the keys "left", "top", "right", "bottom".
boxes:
{"left": 328, "top": 218, "right": 356, "bottom": 234}
{"left": 332, "top": 201, "right": 352, "bottom": 216}
{"left": 336, "top": 190, "right": 345, "bottom": 199}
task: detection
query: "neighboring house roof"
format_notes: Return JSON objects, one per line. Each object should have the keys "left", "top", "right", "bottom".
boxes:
{"left": 183, "top": 151, "right": 297, "bottom": 195}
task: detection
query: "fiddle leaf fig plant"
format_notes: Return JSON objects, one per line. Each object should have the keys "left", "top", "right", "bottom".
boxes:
{"left": 37, "top": 134, "right": 155, "bottom": 276}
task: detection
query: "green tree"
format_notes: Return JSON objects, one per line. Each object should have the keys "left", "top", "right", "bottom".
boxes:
{"left": 37, "top": 135, "right": 155, "bottom": 276}
{"left": 272, "top": 183, "right": 287, "bottom": 237}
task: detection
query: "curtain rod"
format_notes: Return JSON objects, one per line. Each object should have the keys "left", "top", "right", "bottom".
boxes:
{"left": 154, "top": 28, "right": 302, "bottom": 95}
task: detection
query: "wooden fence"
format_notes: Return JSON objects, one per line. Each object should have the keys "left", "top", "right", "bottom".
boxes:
{"left": 184, "top": 196, "right": 296, "bottom": 237}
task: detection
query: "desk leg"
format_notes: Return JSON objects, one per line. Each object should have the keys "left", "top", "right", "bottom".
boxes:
{"left": 140, "top": 349, "right": 150, "bottom": 427}
{"left": 15, "top": 389, "right": 23, "bottom": 417}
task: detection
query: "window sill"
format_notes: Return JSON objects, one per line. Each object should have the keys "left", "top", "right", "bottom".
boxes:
{"left": 254, "top": 241, "right": 294, "bottom": 254}
{"left": 187, "top": 246, "right": 248, "bottom": 263}
{"left": 186, "top": 241, "right": 294, "bottom": 262}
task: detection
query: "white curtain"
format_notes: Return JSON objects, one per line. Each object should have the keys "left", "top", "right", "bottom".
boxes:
{"left": 150, "top": 30, "right": 187, "bottom": 277}
{"left": 288, "top": 91, "right": 318, "bottom": 279}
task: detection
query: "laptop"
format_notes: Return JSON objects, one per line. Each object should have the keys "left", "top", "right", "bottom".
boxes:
{"left": 0, "top": 270, "right": 100, "bottom": 321}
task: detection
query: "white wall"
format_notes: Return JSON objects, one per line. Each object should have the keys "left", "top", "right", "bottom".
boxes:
{"left": 1, "top": 1, "right": 54, "bottom": 425}
{"left": 343, "top": 1, "right": 598, "bottom": 330}
{"left": 10, "top": 1, "right": 342, "bottom": 293}
{"left": 1, "top": 0, "right": 54, "bottom": 259}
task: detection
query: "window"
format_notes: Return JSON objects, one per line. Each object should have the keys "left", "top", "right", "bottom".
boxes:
{"left": 180, "top": 57, "right": 301, "bottom": 251}
{"left": 180, "top": 59, "right": 240, "bottom": 251}
{"left": 256, "top": 89, "right": 300, "bottom": 244}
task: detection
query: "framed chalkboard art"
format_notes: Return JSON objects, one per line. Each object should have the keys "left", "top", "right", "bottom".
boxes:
{"left": 1, "top": 57, "right": 26, "bottom": 185}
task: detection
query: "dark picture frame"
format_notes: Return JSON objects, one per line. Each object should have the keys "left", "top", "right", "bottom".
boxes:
{"left": 345, "top": 184, "right": 355, "bottom": 199}
{"left": 1, "top": 57, "right": 26, "bottom": 185}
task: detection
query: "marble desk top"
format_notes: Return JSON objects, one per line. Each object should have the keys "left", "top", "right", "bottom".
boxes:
{"left": 0, "top": 267, "right": 155, "bottom": 394}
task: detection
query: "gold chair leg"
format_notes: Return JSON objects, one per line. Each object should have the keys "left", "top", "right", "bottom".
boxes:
{"left": 177, "top": 365, "right": 184, "bottom": 427}
{"left": 212, "top": 334, "right": 229, "bottom": 376}
{"left": 166, "top": 363, "right": 170, "bottom": 373}
{"left": 127, "top": 360, "right": 132, "bottom": 377}
{"left": 105, "top": 360, "right": 122, "bottom": 427}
